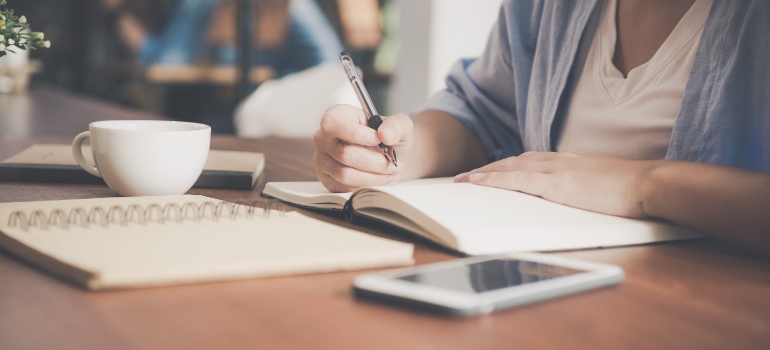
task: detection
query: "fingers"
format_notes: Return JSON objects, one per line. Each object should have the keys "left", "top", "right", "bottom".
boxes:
{"left": 320, "top": 106, "right": 413, "bottom": 147}
{"left": 377, "top": 113, "right": 413, "bottom": 146}
{"left": 469, "top": 171, "right": 551, "bottom": 198}
{"left": 320, "top": 105, "right": 381, "bottom": 147}
{"left": 454, "top": 152, "right": 561, "bottom": 182}
{"left": 475, "top": 152, "right": 558, "bottom": 173}
{"left": 315, "top": 130, "right": 398, "bottom": 175}
{"left": 316, "top": 106, "right": 409, "bottom": 175}
{"left": 315, "top": 105, "right": 413, "bottom": 192}
{"left": 315, "top": 151, "right": 399, "bottom": 192}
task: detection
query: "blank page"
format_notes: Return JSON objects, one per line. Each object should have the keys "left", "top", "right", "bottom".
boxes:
{"left": 263, "top": 177, "right": 455, "bottom": 209}
{"left": 357, "top": 183, "right": 703, "bottom": 255}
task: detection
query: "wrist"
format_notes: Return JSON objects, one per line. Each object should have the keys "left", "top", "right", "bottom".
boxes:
{"left": 402, "top": 114, "right": 438, "bottom": 180}
{"left": 635, "top": 160, "right": 674, "bottom": 219}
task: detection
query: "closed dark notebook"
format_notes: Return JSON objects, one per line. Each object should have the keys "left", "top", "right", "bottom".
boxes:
{"left": 0, "top": 145, "right": 264, "bottom": 190}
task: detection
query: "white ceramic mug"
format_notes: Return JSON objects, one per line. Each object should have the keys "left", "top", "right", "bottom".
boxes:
{"left": 72, "top": 120, "right": 211, "bottom": 197}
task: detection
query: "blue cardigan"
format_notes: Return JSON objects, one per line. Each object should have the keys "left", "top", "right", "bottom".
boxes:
{"left": 416, "top": 0, "right": 770, "bottom": 171}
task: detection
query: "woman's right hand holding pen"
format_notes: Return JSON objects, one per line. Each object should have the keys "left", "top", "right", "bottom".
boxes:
{"left": 314, "top": 104, "right": 414, "bottom": 192}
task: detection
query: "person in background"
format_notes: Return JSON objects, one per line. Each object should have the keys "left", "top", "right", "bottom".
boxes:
{"left": 100, "top": 0, "right": 344, "bottom": 77}
{"left": 312, "top": 0, "right": 770, "bottom": 255}
{"left": 335, "top": 0, "right": 382, "bottom": 50}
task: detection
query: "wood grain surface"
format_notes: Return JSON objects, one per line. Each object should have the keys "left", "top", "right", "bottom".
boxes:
{"left": 1, "top": 88, "right": 769, "bottom": 350}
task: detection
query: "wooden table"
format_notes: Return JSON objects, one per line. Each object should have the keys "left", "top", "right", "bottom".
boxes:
{"left": 1, "top": 88, "right": 769, "bottom": 349}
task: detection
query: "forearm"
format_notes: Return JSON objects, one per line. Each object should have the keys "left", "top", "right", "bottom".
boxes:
{"left": 116, "top": 14, "right": 148, "bottom": 55}
{"left": 403, "top": 110, "right": 487, "bottom": 180}
{"left": 102, "top": 0, "right": 147, "bottom": 55}
{"left": 640, "top": 162, "right": 770, "bottom": 255}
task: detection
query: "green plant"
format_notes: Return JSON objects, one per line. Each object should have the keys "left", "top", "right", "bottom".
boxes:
{"left": 0, "top": 0, "right": 50, "bottom": 57}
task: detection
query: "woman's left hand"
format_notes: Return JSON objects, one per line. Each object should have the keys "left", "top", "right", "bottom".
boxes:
{"left": 454, "top": 152, "right": 661, "bottom": 219}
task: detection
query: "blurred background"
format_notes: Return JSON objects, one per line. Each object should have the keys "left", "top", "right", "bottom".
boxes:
{"left": 2, "top": 0, "right": 502, "bottom": 135}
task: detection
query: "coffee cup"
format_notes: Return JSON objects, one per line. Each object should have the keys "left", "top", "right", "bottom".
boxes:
{"left": 72, "top": 120, "right": 211, "bottom": 196}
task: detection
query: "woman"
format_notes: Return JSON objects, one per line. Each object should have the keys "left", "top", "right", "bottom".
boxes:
{"left": 102, "top": 0, "right": 342, "bottom": 77}
{"left": 313, "top": 0, "right": 770, "bottom": 254}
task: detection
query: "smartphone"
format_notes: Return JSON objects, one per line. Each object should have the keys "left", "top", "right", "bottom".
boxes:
{"left": 353, "top": 252, "right": 624, "bottom": 316}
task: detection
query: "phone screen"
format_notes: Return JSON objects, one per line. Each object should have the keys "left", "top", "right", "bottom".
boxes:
{"left": 398, "top": 259, "right": 585, "bottom": 294}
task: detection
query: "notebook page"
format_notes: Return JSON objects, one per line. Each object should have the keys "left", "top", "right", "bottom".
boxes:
{"left": 264, "top": 181, "right": 351, "bottom": 208}
{"left": 264, "top": 177, "right": 455, "bottom": 209}
{"left": 1, "top": 144, "right": 95, "bottom": 165}
{"left": 0, "top": 195, "right": 413, "bottom": 289}
{"left": 361, "top": 183, "right": 703, "bottom": 255}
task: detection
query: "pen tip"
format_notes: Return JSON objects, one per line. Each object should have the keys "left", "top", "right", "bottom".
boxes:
{"left": 386, "top": 148, "right": 397, "bottom": 167}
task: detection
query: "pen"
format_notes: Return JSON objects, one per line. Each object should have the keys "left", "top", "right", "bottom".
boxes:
{"left": 339, "top": 51, "right": 397, "bottom": 167}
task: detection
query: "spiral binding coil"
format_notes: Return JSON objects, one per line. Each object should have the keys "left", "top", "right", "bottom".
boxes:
{"left": 7, "top": 199, "right": 286, "bottom": 231}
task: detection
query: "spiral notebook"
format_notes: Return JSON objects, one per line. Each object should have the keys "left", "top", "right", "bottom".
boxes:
{"left": 0, "top": 195, "right": 414, "bottom": 290}
{"left": 263, "top": 178, "right": 704, "bottom": 255}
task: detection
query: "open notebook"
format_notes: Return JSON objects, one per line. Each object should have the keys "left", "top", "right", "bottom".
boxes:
{"left": 263, "top": 178, "right": 703, "bottom": 255}
{"left": 0, "top": 195, "right": 413, "bottom": 290}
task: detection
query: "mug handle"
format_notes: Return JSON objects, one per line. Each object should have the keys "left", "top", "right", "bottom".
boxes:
{"left": 72, "top": 131, "right": 101, "bottom": 178}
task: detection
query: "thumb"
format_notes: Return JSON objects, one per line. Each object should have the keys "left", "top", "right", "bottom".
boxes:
{"left": 377, "top": 113, "right": 413, "bottom": 146}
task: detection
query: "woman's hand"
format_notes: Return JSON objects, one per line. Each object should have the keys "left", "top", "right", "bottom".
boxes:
{"left": 454, "top": 152, "right": 661, "bottom": 218}
{"left": 314, "top": 104, "right": 414, "bottom": 192}
{"left": 457, "top": 152, "right": 770, "bottom": 256}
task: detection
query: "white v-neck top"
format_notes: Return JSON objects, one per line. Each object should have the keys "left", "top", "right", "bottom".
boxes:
{"left": 556, "top": 0, "right": 713, "bottom": 160}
